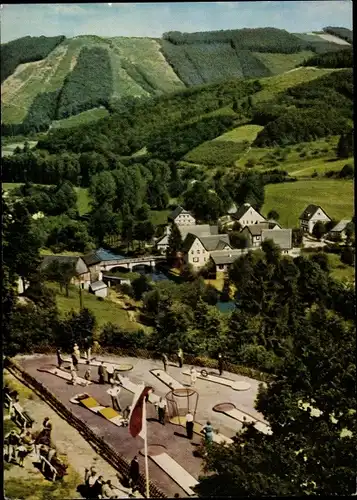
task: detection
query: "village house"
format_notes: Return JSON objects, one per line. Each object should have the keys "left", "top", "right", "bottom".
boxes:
{"left": 299, "top": 204, "right": 331, "bottom": 233}
{"left": 183, "top": 233, "right": 232, "bottom": 269}
{"left": 328, "top": 219, "right": 351, "bottom": 241}
{"left": 231, "top": 203, "right": 266, "bottom": 227}
{"left": 168, "top": 206, "right": 196, "bottom": 226}
{"left": 240, "top": 222, "right": 281, "bottom": 248}
{"left": 210, "top": 248, "right": 252, "bottom": 273}
{"left": 156, "top": 224, "right": 218, "bottom": 253}
{"left": 40, "top": 255, "right": 92, "bottom": 289}
{"left": 261, "top": 229, "right": 293, "bottom": 254}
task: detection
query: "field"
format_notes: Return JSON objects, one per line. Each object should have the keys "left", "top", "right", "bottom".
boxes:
{"left": 184, "top": 140, "right": 248, "bottom": 168}
{"left": 262, "top": 179, "right": 354, "bottom": 228}
{"left": 214, "top": 124, "right": 264, "bottom": 143}
{"left": 149, "top": 209, "right": 170, "bottom": 226}
{"left": 286, "top": 157, "right": 353, "bottom": 178}
{"left": 2, "top": 141, "right": 38, "bottom": 157}
{"left": 252, "top": 51, "right": 315, "bottom": 75}
{"left": 51, "top": 107, "right": 109, "bottom": 129}
{"left": 50, "top": 283, "right": 142, "bottom": 330}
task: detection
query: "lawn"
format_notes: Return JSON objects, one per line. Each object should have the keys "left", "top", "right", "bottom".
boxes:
{"left": 262, "top": 179, "right": 354, "bottom": 228}
{"left": 51, "top": 108, "right": 109, "bottom": 129}
{"left": 49, "top": 283, "right": 142, "bottom": 331}
{"left": 149, "top": 209, "right": 170, "bottom": 226}
{"left": 214, "top": 124, "right": 264, "bottom": 143}
{"left": 302, "top": 251, "right": 354, "bottom": 284}
{"left": 288, "top": 157, "right": 354, "bottom": 178}
{"left": 75, "top": 187, "right": 91, "bottom": 215}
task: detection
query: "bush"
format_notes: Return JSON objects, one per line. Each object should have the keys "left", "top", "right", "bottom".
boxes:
{"left": 100, "top": 323, "right": 148, "bottom": 349}
{"left": 341, "top": 247, "right": 355, "bottom": 266}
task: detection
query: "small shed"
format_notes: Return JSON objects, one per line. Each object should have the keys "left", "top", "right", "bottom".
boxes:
{"left": 89, "top": 280, "right": 108, "bottom": 298}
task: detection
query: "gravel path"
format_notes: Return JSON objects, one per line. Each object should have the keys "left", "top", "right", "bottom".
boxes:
{"left": 4, "top": 369, "right": 139, "bottom": 499}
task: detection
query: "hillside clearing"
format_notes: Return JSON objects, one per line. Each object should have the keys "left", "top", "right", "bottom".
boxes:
{"left": 262, "top": 179, "right": 354, "bottom": 228}
{"left": 49, "top": 283, "right": 143, "bottom": 330}
{"left": 253, "top": 51, "right": 315, "bottom": 75}
{"left": 51, "top": 107, "right": 109, "bottom": 129}
{"left": 214, "top": 124, "right": 264, "bottom": 143}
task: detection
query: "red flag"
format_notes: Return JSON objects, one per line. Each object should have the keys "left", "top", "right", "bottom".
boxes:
{"left": 128, "top": 386, "right": 153, "bottom": 438}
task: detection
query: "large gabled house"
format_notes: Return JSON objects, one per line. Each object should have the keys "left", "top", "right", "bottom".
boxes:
{"left": 299, "top": 204, "right": 331, "bottom": 233}
{"left": 168, "top": 206, "right": 196, "bottom": 226}
{"left": 156, "top": 224, "right": 218, "bottom": 253}
{"left": 40, "top": 255, "right": 91, "bottom": 289}
{"left": 221, "top": 202, "right": 266, "bottom": 229}
{"left": 183, "top": 233, "right": 232, "bottom": 269}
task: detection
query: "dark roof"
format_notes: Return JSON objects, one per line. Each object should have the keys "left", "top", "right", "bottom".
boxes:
{"left": 182, "top": 233, "right": 197, "bottom": 252}
{"left": 298, "top": 204, "right": 332, "bottom": 221}
{"left": 242, "top": 223, "right": 271, "bottom": 237}
{"left": 168, "top": 206, "right": 194, "bottom": 221}
{"left": 231, "top": 203, "right": 266, "bottom": 222}
{"left": 40, "top": 255, "right": 79, "bottom": 269}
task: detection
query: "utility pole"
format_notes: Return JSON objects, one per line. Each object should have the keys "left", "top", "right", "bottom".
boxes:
{"left": 79, "top": 285, "right": 83, "bottom": 310}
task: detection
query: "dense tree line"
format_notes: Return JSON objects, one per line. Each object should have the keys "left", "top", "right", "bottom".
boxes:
{"left": 37, "top": 76, "right": 260, "bottom": 154}
{"left": 300, "top": 47, "right": 352, "bottom": 68}
{"left": 57, "top": 46, "right": 113, "bottom": 119}
{"left": 253, "top": 69, "right": 353, "bottom": 147}
{"left": 1, "top": 35, "right": 65, "bottom": 83}
{"left": 323, "top": 26, "right": 353, "bottom": 44}
{"left": 163, "top": 28, "right": 316, "bottom": 53}
{"left": 147, "top": 114, "right": 236, "bottom": 160}
{"left": 1, "top": 90, "right": 60, "bottom": 137}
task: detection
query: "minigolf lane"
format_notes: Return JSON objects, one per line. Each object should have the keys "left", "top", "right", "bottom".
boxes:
{"left": 213, "top": 402, "right": 272, "bottom": 435}
{"left": 62, "top": 356, "right": 133, "bottom": 372}
{"left": 140, "top": 445, "right": 198, "bottom": 497}
{"left": 150, "top": 369, "right": 184, "bottom": 390}
{"left": 70, "top": 393, "right": 126, "bottom": 427}
{"left": 38, "top": 366, "right": 90, "bottom": 386}
{"left": 182, "top": 369, "right": 251, "bottom": 391}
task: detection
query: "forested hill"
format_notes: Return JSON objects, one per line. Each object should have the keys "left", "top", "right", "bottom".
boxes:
{"left": 1, "top": 26, "right": 351, "bottom": 135}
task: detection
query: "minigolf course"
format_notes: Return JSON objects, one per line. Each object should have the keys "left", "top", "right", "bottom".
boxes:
{"left": 62, "top": 356, "right": 133, "bottom": 372}
{"left": 150, "top": 369, "right": 184, "bottom": 390}
{"left": 150, "top": 370, "right": 233, "bottom": 445}
{"left": 116, "top": 374, "right": 160, "bottom": 404}
{"left": 182, "top": 370, "right": 251, "bottom": 391}
{"left": 70, "top": 393, "right": 126, "bottom": 427}
{"left": 213, "top": 403, "right": 272, "bottom": 435}
{"left": 38, "top": 366, "right": 91, "bottom": 386}
{"left": 140, "top": 445, "right": 198, "bottom": 497}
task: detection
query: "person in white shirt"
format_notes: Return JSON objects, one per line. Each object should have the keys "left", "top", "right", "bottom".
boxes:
{"left": 190, "top": 366, "right": 197, "bottom": 387}
{"left": 106, "top": 382, "right": 122, "bottom": 412}
{"left": 155, "top": 397, "right": 167, "bottom": 425}
{"left": 106, "top": 363, "right": 114, "bottom": 383}
{"left": 185, "top": 411, "right": 194, "bottom": 439}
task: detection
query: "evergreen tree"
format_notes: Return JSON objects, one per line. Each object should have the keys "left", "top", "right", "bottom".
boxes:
{"left": 166, "top": 223, "right": 183, "bottom": 264}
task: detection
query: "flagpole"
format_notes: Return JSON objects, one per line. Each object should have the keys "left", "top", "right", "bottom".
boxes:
{"left": 143, "top": 399, "right": 150, "bottom": 498}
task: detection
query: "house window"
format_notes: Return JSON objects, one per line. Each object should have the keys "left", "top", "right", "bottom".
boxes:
{"left": 197, "top": 250, "right": 200, "bottom": 254}
{"left": 204, "top": 258, "right": 206, "bottom": 262}
{"left": 218, "top": 264, "right": 224, "bottom": 270}
{"left": 193, "top": 257, "right": 199, "bottom": 263}
{"left": 191, "top": 250, "right": 194, "bottom": 254}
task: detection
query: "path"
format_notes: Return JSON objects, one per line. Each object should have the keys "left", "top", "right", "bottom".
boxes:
{"left": 4, "top": 369, "right": 140, "bottom": 498}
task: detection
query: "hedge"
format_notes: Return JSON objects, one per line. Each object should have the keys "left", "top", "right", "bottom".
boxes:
{"left": 23, "top": 346, "right": 274, "bottom": 383}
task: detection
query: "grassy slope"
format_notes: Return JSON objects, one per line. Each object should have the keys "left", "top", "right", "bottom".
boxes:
{"left": 252, "top": 51, "right": 315, "bottom": 75}
{"left": 262, "top": 179, "right": 354, "bottom": 228}
{"left": 213, "top": 124, "right": 264, "bottom": 143}
{"left": 50, "top": 283, "right": 142, "bottom": 330}
{"left": 51, "top": 107, "right": 109, "bottom": 129}
{"left": 252, "top": 67, "right": 338, "bottom": 103}
{"left": 2, "top": 38, "right": 87, "bottom": 124}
